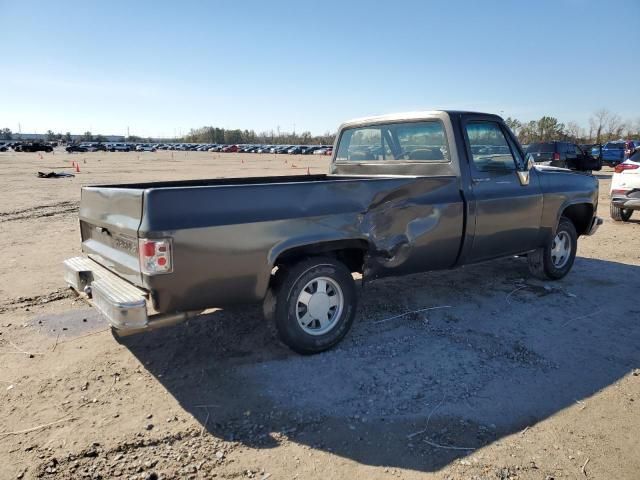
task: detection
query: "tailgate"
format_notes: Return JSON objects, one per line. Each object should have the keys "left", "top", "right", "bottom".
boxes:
{"left": 79, "top": 186, "right": 144, "bottom": 285}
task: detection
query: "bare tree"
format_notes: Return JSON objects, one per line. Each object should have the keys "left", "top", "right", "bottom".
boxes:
{"left": 565, "top": 121, "right": 583, "bottom": 142}
{"left": 588, "top": 109, "right": 625, "bottom": 143}
{"left": 604, "top": 112, "right": 625, "bottom": 140}
{"left": 589, "top": 109, "right": 609, "bottom": 144}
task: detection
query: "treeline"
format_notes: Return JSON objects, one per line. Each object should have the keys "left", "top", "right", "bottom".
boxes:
{"left": 4, "top": 109, "right": 638, "bottom": 146}
{"left": 182, "top": 126, "right": 335, "bottom": 145}
{"left": 0, "top": 129, "right": 97, "bottom": 142}
{"left": 506, "top": 109, "right": 640, "bottom": 145}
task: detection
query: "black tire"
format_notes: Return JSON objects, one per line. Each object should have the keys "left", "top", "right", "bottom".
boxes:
{"left": 528, "top": 216, "right": 577, "bottom": 280}
{"left": 263, "top": 256, "right": 357, "bottom": 354}
{"left": 610, "top": 204, "right": 633, "bottom": 222}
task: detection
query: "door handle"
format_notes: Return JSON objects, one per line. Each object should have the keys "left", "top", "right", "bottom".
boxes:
{"left": 472, "top": 178, "right": 491, "bottom": 184}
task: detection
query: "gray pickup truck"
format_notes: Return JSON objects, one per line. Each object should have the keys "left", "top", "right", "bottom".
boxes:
{"left": 64, "top": 111, "right": 601, "bottom": 353}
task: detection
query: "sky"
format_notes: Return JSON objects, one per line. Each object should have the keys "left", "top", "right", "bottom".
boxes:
{"left": 1, "top": 0, "right": 639, "bottom": 138}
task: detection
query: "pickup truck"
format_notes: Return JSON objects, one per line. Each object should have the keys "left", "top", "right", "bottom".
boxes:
{"left": 64, "top": 111, "right": 602, "bottom": 354}
{"left": 593, "top": 141, "right": 639, "bottom": 167}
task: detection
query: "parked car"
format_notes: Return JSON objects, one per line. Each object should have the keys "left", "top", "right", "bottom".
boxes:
{"left": 64, "top": 110, "right": 601, "bottom": 354}
{"left": 16, "top": 142, "right": 53, "bottom": 152}
{"left": 0, "top": 142, "right": 8, "bottom": 152}
{"left": 525, "top": 141, "right": 601, "bottom": 171}
{"left": 610, "top": 148, "right": 640, "bottom": 221}
{"left": 107, "top": 143, "right": 131, "bottom": 152}
{"left": 79, "top": 142, "right": 107, "bottom": 152}
{"left": 301, "top": 146, "right": 320, "bottom": 154}
{"left": 136, "top": 144, "right": 157, "bottom": 152}
{"left": 66, "top": 144, "right": 88, "bottom": 153}
{"left": 222, "top": 144, "right": 239, "bottom": 153}
{"left": 272, "top": 145, "right": 291, "bottom": 154}
{"left": 287, "top": 146, "right": 303, "bottom": 154}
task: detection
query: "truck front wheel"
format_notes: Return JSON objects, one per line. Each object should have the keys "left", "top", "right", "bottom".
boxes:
{"left": 527, "top": 217, "right": 577, "bottom": 280}
{"left": 264, "top": 256, "right": 357, "bottom": 354}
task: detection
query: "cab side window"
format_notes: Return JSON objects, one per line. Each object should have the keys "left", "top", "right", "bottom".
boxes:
{"left": 465, "top": 122, "right": 517, "bottom": 172}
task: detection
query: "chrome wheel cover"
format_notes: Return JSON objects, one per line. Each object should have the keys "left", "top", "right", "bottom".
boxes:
{"left": 295, "top": 276, "right": 344, "bottom": 335}
{"left": 551, "top": 231, "right": 571, "bottom": 268}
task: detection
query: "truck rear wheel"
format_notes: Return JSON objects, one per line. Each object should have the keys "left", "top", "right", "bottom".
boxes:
{"left": 263, "top": 256, "right": 357, "bottom": 354}
{"left": 610, "top": 204, "right": 633, "bottom": 222}
{"left": 527, "top": 216, "right": 577, "bottom": 280}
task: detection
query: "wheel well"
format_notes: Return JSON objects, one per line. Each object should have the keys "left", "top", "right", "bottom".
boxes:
{"left": 561, "top": 203, "right": 593, "bottom": 236}
{"left": 274, "top": 240, "right": 368, "bottom": 273}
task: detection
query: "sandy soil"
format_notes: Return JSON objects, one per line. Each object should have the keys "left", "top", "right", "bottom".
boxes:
{"left": 0, "top": 150, "right": 638, "bottom": 480}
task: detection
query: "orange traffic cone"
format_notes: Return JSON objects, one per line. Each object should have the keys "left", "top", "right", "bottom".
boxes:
{"left": 307, "top": 166, "right": 310, "bottom": 175}
{"left": 75, "top": 163, "right": 80, "bottom": 173}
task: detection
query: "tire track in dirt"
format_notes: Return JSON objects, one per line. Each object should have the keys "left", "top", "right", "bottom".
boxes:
{"left": 0, "top": 288, "right": 76, "bottom": 314}
{"left": 0, "top": 201, "right": 78, "bottom": 223}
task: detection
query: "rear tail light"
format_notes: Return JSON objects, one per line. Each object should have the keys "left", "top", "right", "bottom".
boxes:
{"left": 139, "top": 238, "right": 173, "bottom": 274}
{"left": 614, "top": 163, "right": 640, "bottom": 173}
{"left": 612, "top": 189, "right": 630, "bottom": 195}
{"left": 552, "top": 152, "right": 560, "bottom": 161}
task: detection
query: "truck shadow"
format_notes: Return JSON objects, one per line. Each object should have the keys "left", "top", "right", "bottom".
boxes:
{"left": 121, "top": 256, "right": 640, "bottom": 473}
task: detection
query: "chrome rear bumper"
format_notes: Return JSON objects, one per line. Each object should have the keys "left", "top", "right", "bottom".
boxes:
{"left": 64, "top": 256, "right": 148, "bottom": 329}
{"left": 64, "top": 256, "right": 201, "bottom": 335}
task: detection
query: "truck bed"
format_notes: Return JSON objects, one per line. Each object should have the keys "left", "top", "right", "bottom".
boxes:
{"left": 79, "top": 173, "right": 465, "bottom": 312}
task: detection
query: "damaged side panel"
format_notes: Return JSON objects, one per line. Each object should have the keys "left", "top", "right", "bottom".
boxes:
{"left": 137, "top": 175, "right": 464, "bottom": 312}
{"left": 359, "top": 176, "right": 465, "bottom": 279}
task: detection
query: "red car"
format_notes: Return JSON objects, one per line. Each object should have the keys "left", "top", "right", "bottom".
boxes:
{"left": 221, "top": 145, "right": 238, "bottom": 153}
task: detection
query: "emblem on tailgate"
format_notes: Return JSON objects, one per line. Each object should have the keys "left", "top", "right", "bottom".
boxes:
{"left": 113, "top": 236, "right": 138, "bottom": 254}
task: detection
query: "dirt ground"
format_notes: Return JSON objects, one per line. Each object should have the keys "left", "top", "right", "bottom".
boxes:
{"left": 1, "top": 149, "right": 638, "bottom": 480}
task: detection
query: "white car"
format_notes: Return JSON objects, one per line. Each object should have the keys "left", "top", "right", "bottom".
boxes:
{"left": 610, "top": 149, "right": 640, "bottom": 221}
{"left": 136, "top": 144, "right": 156, "bottom": 152}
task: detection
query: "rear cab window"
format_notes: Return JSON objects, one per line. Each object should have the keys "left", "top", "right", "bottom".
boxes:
{"left": 335, "top": 121, "right": 450, "bottom": 162}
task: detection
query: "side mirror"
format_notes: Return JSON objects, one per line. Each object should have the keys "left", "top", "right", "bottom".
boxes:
{"left": 517, "top": 157, "right": 534, "bottom": 186}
